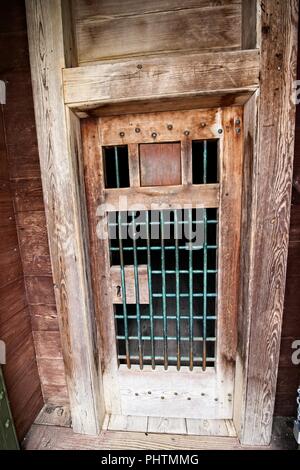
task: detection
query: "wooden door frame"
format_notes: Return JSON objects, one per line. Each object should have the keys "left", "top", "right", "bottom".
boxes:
{"left": 26, "top": 0, "right": 298, "bottom": 445}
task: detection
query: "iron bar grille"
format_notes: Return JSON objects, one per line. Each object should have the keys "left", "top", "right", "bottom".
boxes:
{"left": 108, "top": 208, "right": 218, "bottom": 371}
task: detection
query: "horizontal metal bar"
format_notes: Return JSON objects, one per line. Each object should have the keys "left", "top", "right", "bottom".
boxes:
{"left": 118, "top": 355, "right": 215, "bottom": 362}
{"left": 152, "top": 293, "right": 217, "bottom": 298}
{"left": 108, "top": 220, "right": 218, "bottom": 227}
{"left": 110, "top": 245, "right": 217, "bottom": 251}
{"left": 151, "top": 269, "right": 217, "bottom": 274}
{"left": 117, "top": 336, "right": 216, "bottom": 341}
{"left": 115, "top": 315, "right": 217, "bottom": 320}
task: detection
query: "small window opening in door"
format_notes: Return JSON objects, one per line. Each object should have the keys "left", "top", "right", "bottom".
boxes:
{"left": 103, "top": 145, "right": 130, "bottom": 188}
{"left": 192, "top": 140, "right": 218, "bottom": 184}
{"left": 108, "top": 208, "right": 218, "bottom": 370}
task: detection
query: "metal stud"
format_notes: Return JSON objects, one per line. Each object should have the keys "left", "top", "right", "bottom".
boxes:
{"left": 218, "top": 129, "right": 223, "bottom": 134}
{"left": 236, "top": 128, "right": 241, "bottom": 134}
{"left": 184, "top": 130, "right": 190, "bottom": 136}
{"left": 235, "top": 118, "right": 241, "bottom": 125}
{"left": 135, "top": 127, "right": 141, "bottom": 133}
{"left": 152, "top": 132, "right": 157, "bottom": 138}
{"left": 119, "top": 131, "right": 125, "bottom": 138}
{"left": 167, "top": 124, "right": 173, "bottom": 130}
{"left": 200, "top": 122, "right": 206, "bottom": 128}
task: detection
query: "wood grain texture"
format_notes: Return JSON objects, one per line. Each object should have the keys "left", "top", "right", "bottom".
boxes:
{"left": 237, "top": 0, "right": 299, "bottom": 445}
{"left": 104, "top": 185, "right": 219, "bottom": 210}
{"left": 23, "top": 423, "right": 265, "bottom": 450}
{"left": 63, "top": 50, "right": 259, "bottom": 107}
{"left": 26, "top": 0, "right": 104, "bottom": 434}
{"left": 35, "top": 404, "right": 71, "bottom": 428}
{"left": 140, "top": 143, "right": 181, "bottom": 187}
{"left": 75, "top": 2, "right": 241, "bottom": 64}
{"left": 110, "top": 265, "right": 149, "bottom": 304}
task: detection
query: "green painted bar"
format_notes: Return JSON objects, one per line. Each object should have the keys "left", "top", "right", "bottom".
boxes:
{"left": 118, "top": 213, "right": 131, "bottom": 368}
{"left": 132, "top": 211, "right": 143, "bottom": 369}
{"left": 174, "top": 209, "right": 181, "bottom": 370}
{"left": 118, "top": 355, "right": 215, "bottom": 362}
{"left": 146, "top": 211, "right": 155, "bottom": 369}
{"left": 203, "top": 208, "right": 208, "bottom": 371}
{"left": 110, "top": 245, "right": 217, "bottom": 251}
{"left": 117, "top": 336, "right": 216, "bottom": 341}
{"left": 114, "top": 146, "right": 120, "bottom": 188}
{"left": 188, "top": 208, "right": 194, "bottom": 370}
{"left": 160, "top": 210, "right": 168, "bottom": 369}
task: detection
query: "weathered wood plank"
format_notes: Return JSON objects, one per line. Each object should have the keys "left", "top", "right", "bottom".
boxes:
{"left": 35, "top": 404, "right": 71, "bottom": 428}
{"left": 148, "top": 417, "right": 186, "bottom": 435}
{"left": 25, "top": 0, "right": 104, "bottom": 434}
{"left": 108, "top": 415, "right": 148, "bottom": 433}
{"left": 63, "top": 50, "right": 259, "bottom": 107}
{"left": 110, "top": 265, "right": 149, "bottom": 304}
{"left": 237, "top": 0, "right": 299, "bottom": 446}
{"left": 104, "top": 185, "right": 219, "bottom": 210}
{"left": 23, "top": 424, "right": 263, "bottom": 450}
{"left": 75, "top": 3, "right": 241, "bottom": 64}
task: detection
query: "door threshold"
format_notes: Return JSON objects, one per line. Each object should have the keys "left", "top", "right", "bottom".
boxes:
{"left": 103, "top": 414, "right": 236, "bottom": 437}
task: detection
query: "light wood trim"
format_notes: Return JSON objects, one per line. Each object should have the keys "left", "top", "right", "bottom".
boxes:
{"left": 104, "top": 185, "right": 219, "bottom": 210}
{"left": 63, "top": 50, "right": 260, "bottom": 108}
{"left": 25, "top": 0, "right": 104, "bottom": 435}
{"left": 217, "top": 106, "right": 243, "bottom": 378}
{"left": 81, "top": 119, "right": 121, "bottom": 415}
{"left": 128, "top": 144, "right": 140, "bottom": 187}
{"left": 236, "top": 0, "right": 298, "bottom": 446}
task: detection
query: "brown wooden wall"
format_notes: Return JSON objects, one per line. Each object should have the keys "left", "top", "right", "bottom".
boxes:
{"left": 0, "top": 0, "right": 68, "bottom": 417}
{"left": 0, "top": 0, "right": 299, "bottom": 421}
{"left": 274, "top": 30, "right": 300, "bottom": 416}
{"left": 0, "top": 99, "right": 42, "bottom": 438}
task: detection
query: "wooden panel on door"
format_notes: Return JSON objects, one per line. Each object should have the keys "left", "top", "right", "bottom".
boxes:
{"left": 139, "top": 143, "right": 181, "bottom": 186}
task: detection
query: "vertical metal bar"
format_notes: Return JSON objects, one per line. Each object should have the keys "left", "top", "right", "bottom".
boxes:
{"left": 202, "top": 142, "right": 208, "bottom": 369}
{"left": 146, "top": 211, "right": 155, "bottom": 369}
{"left": 202, "top": 214, "right": 208, "bottom": 371}
{"left": 132, "top": 211, "right": 143, "bottom": 369}
{"left": 118, "top": 211, "right": 130, "bottom": 369}
{"left": 114, "top": 146, "right": 120, "bottom": 188}
{"left": 203, "top": 140, "right": 207, "bottom": 184}
{"left": 188, "top": 208, "right": 194, "bottom": 370}
{"left": 174, "top": 209, "right": 181, "bottom": 370}
{"left": 160, "top": 210, "right": 168, "bottom": 369}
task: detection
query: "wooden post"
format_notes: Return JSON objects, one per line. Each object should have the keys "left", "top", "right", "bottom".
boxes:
{"left": 236, "top": 0, "right": 298, "bottom": 445}
{"left": 25, "top": 0, "right": 105, "bottom": 434}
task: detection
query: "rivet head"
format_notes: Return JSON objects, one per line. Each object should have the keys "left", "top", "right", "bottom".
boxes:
{"left": 235, "top": 118, "right": 241, "bottom": 125}
{"left": 200, "top": 122, "right": 206, "bottom": 128}
{"left": 184, "top": 130, "right": 190, "bottom": 136}
{"left": 137, "top": 64, "right": 143, "bottom": 69}
{"left": 135, "top": 392, "right": 139, "bottom": 396}
{"left": 5, "top": 419, "right": 10, "bottom": 428}
{"left": 236, "top": 128, "right": 241, "bottom": 134}
{"left": 218, "top": 129, "right": 223, "bottom": 134}
{"left": 161, "top": 396, "right": 165, "bottom": 400}
{"left": 152, "top": 132, "right": 157, "bottom": 138}
{"left": 167, "top": 124, "right": 173, "bottom": 130}
{"left": 135, "top": 127, "right": 141, "bottom": 133}
{"left": 119, "top": 131, "right": 125, "bottom": 138}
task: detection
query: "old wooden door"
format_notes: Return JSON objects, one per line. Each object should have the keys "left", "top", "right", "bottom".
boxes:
{"left": 82, "top": 107, "right": 243, "bottom": 422}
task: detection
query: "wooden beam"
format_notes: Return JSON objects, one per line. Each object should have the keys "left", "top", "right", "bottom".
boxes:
{"left": 241, "top": 0, "right": 259, "bottom": 49}
{"left": 63, "top": 50, "right": 260, "bottom": 108}
{"left": 104, "top": 185, "right": 219, "bottom": 210}
{"left": 25, "top": 0, "right": 105, "bottom": 435}
{"left": 235, "top": 1, "right": 298, "bottom": 446}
